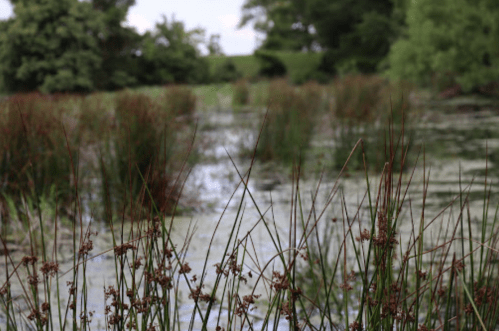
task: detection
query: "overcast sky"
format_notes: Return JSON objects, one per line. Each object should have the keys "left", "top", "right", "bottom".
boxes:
{"left": 0, "top": 0, "right": 260, "bottom": 55}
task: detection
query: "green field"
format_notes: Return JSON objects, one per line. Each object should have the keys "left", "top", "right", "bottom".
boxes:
{"left": 206, "top": 51, "right": 324, "bottom": 83}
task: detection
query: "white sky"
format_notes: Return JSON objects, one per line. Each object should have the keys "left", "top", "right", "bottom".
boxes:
{"left": 0, "top": 0, "right": 260, "bottom": 55}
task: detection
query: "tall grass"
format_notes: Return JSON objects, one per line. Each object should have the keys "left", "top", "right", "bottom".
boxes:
{"left": 256, "top": 79, "right": 323, "bottom": 165}
{"left": 76, "top": 92, "right": 114, "bottom": 144}
{"left": 0, "top": 93, "right": 79, "bottom": 214}
{"left": 1, "top": 113, "right": 498, "bottom": 330}
{"left": 330, "top": 75, "right": 414, "bottom": 171}
{"left": 1, "top": 87, "right": 498, "bottom": 331}
{"left": 232, "top": 79, "right": 250, "bottom": 107}
{"left": 99, "top": 90, "right": 192, "bottom": 219}
{"left": 0, "top": 88, "right": 196, "bottom": 224}
{"left": 162, "top": 85, "right": 197, "bottom": 118}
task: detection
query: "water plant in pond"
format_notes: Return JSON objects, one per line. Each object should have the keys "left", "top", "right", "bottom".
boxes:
{"left": 0, "top": 88, "right": 197, "bottom": 224}
{"left": 0, "top": 93, "right": 79, "bottom": 214}
{"left": 76, "top": 92, "right": 114, "bottom": 144}
{"left": 0, "top": 86, "right": 498, "bottom": 331}
{"left": 162, "top": 85, "right": 197, "bottom": 118}
{"left": 301, "top": 80, "right": 325, "bottom": 114}
{"left": 330, "top": 75, "right": 414, "bottom": 171}
{"left": 232, "top": 78, "right": 250, "bottom": 107}
{"left": 256, "top": 79, "right": 322, "bottom": 165}
{"left": 100, "top": 90, "right": 191, "bottom": 219}
{"left": 1, "top": 117, "right": 498, "bottom": 330}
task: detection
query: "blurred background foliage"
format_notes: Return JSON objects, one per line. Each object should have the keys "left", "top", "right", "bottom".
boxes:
{"left": 0, "top": 0, "right": 498, "bottom": 94}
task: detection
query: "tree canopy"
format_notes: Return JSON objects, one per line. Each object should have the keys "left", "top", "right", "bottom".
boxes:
{"left": 0, "top": 0, "right": 209, "bottom": 93}
{"left": 387, "top": 0, "right": 499, "bottom": 91}
{"left": 136, "top": 16, "right": 209, "bottom": 85}
{"left": 239, "top": 0, "right": 316, "bottom": 51}
{"left": 239, "top": 0, "right": 404, "bottom": 74}
{"left": 90, "top": 0, "right": 140, "bottom": 90}
{"left": 0, "top": 0, "right": 103, "bottom": 93}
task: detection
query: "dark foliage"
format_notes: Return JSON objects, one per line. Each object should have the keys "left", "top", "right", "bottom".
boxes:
{"left": 255, "top": 51, "right": 287, "bottom": 78}
{"left": 212, "top": 59, "right": 242, "bottom": 83}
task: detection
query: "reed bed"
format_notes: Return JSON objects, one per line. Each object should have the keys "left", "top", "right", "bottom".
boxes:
{"left": 99, "top": 91, "right": 181, "bottom": 219}
{"left": 1, "top": 106, "right": 498, "bottom": 331}
{"left": 232, "top": 79, "right": 250, "bottom": 107}
{"left": 330, "top": 75, "right": 414, "bottom": 171}
{"left": 0, "top": 88, "right": 196, "bottom": 225}
{"left": 0, "top": 93, "right": 79, "bottom": 216}
{"left": 162, "top": 85, "right": 197, "bottom": 118}
{"left": 256, "top": 79, "right": 324, "bottom": 165}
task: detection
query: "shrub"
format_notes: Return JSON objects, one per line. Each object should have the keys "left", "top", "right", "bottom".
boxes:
{"left": 255, "top": 51, "right": 287, "bottom": 78}
{"left": 212, "top": 59, "right": 242, "bottom": 83}
{"left": 387, "top": 0, "right": 499, "bottom": 92}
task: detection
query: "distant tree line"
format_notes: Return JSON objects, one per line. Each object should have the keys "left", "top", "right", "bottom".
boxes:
{"left": 0, "top": 0, "right": 211, "bottom": 93}
{"left": 1, "top": 0, "right": 498, "bottom": 94}
{"left": 241, "top": 0, "right": 499, "bottom": 92}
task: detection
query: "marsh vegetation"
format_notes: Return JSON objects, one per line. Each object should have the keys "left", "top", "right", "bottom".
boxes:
{"left": 0, "top": 77, "right": 499, "bottom": 330}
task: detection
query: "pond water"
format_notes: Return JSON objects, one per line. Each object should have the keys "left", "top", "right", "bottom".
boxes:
{"left": 2, "top": 100, "right": 499, "bottom": 329}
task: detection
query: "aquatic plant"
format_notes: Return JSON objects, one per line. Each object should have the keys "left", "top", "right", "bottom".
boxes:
{"left": 76, "top": 92, "right": 114, "bottom": 144}
{"left": 99, "top": 91, "right": 189, "bottom": 219}
{"left": 162, "top": 85, "right": 197, "bottom": 118}
{"left": 256, "top": 79, "right": 322, "bottom": 165}
{"left": 0, "top": 93, "right": 78, "bottom": 210}
{"left": 232, "top": 78, "right": 250, "bottom": 107}
{"left": 330, "top": 75, "right": 414, "bottom": 171}
{"left": 0, "top": 87, "right": 498, "bottom": 331}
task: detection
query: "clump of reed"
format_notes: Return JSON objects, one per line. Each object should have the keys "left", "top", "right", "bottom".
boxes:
{"left": 75, "top": 92, "right": 114, "bottom": 144}
{"left": 296, "top": 130, "right": 499, "bottom": 330}
{"left": 99, "top": 90, "right": 188, "bottom": 219}
{"left": 330, "top": 75, "right": 414, "bottom": 171}
{"left": 0, "top": 93, "right": 78, "bottom": 212}
{"left": 332, "top": 75, "right": 385, "bottom": 123}
{"left": 301, "top": 80, "right": 325, "bottom": 113}
{"left": 1, "top": 119, "right": 498, "bottom": 331}
{"left": 232, "top": 78, "right": 250, "bottom": 107}
{"left": 249, "top": 80, "right": 270, "bottom": 107}
{"left": 0, "top": 87, "right": 197, "bottom": 226}
{"left": 162, "top": 85, "right": 197, "bottom": 118}
{"left": 256, "top": 79, "right": 323, "bottom": 165}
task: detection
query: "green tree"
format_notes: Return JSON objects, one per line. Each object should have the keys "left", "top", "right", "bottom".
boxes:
{"left": 137, "top": 16, "right": 209, "bottom": 85}
{"left": 239, "top": 0, "right": 404, "bottom": 72}
{"left": 0, "top": 0, "right": 104, "bottom": 93}
{"left": 207, "top": 34, "right": 224, "bottom": 56}
{"left": 91, "top": 0, "right": 140, "bottom": 89}
{"left": 310, "top": 0, "right": 401, "bottom": 73}
{"left": 388, "top": 0, "right": 499, "bottom": 91}
{"left": 239, "top": 0, "right": 316, "bottom": 51}
{"left": 0, "top": 20, "right": 8, "bottom": 92}
{"left": 212, "top": 59, "right": 242, "bottom": 82}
